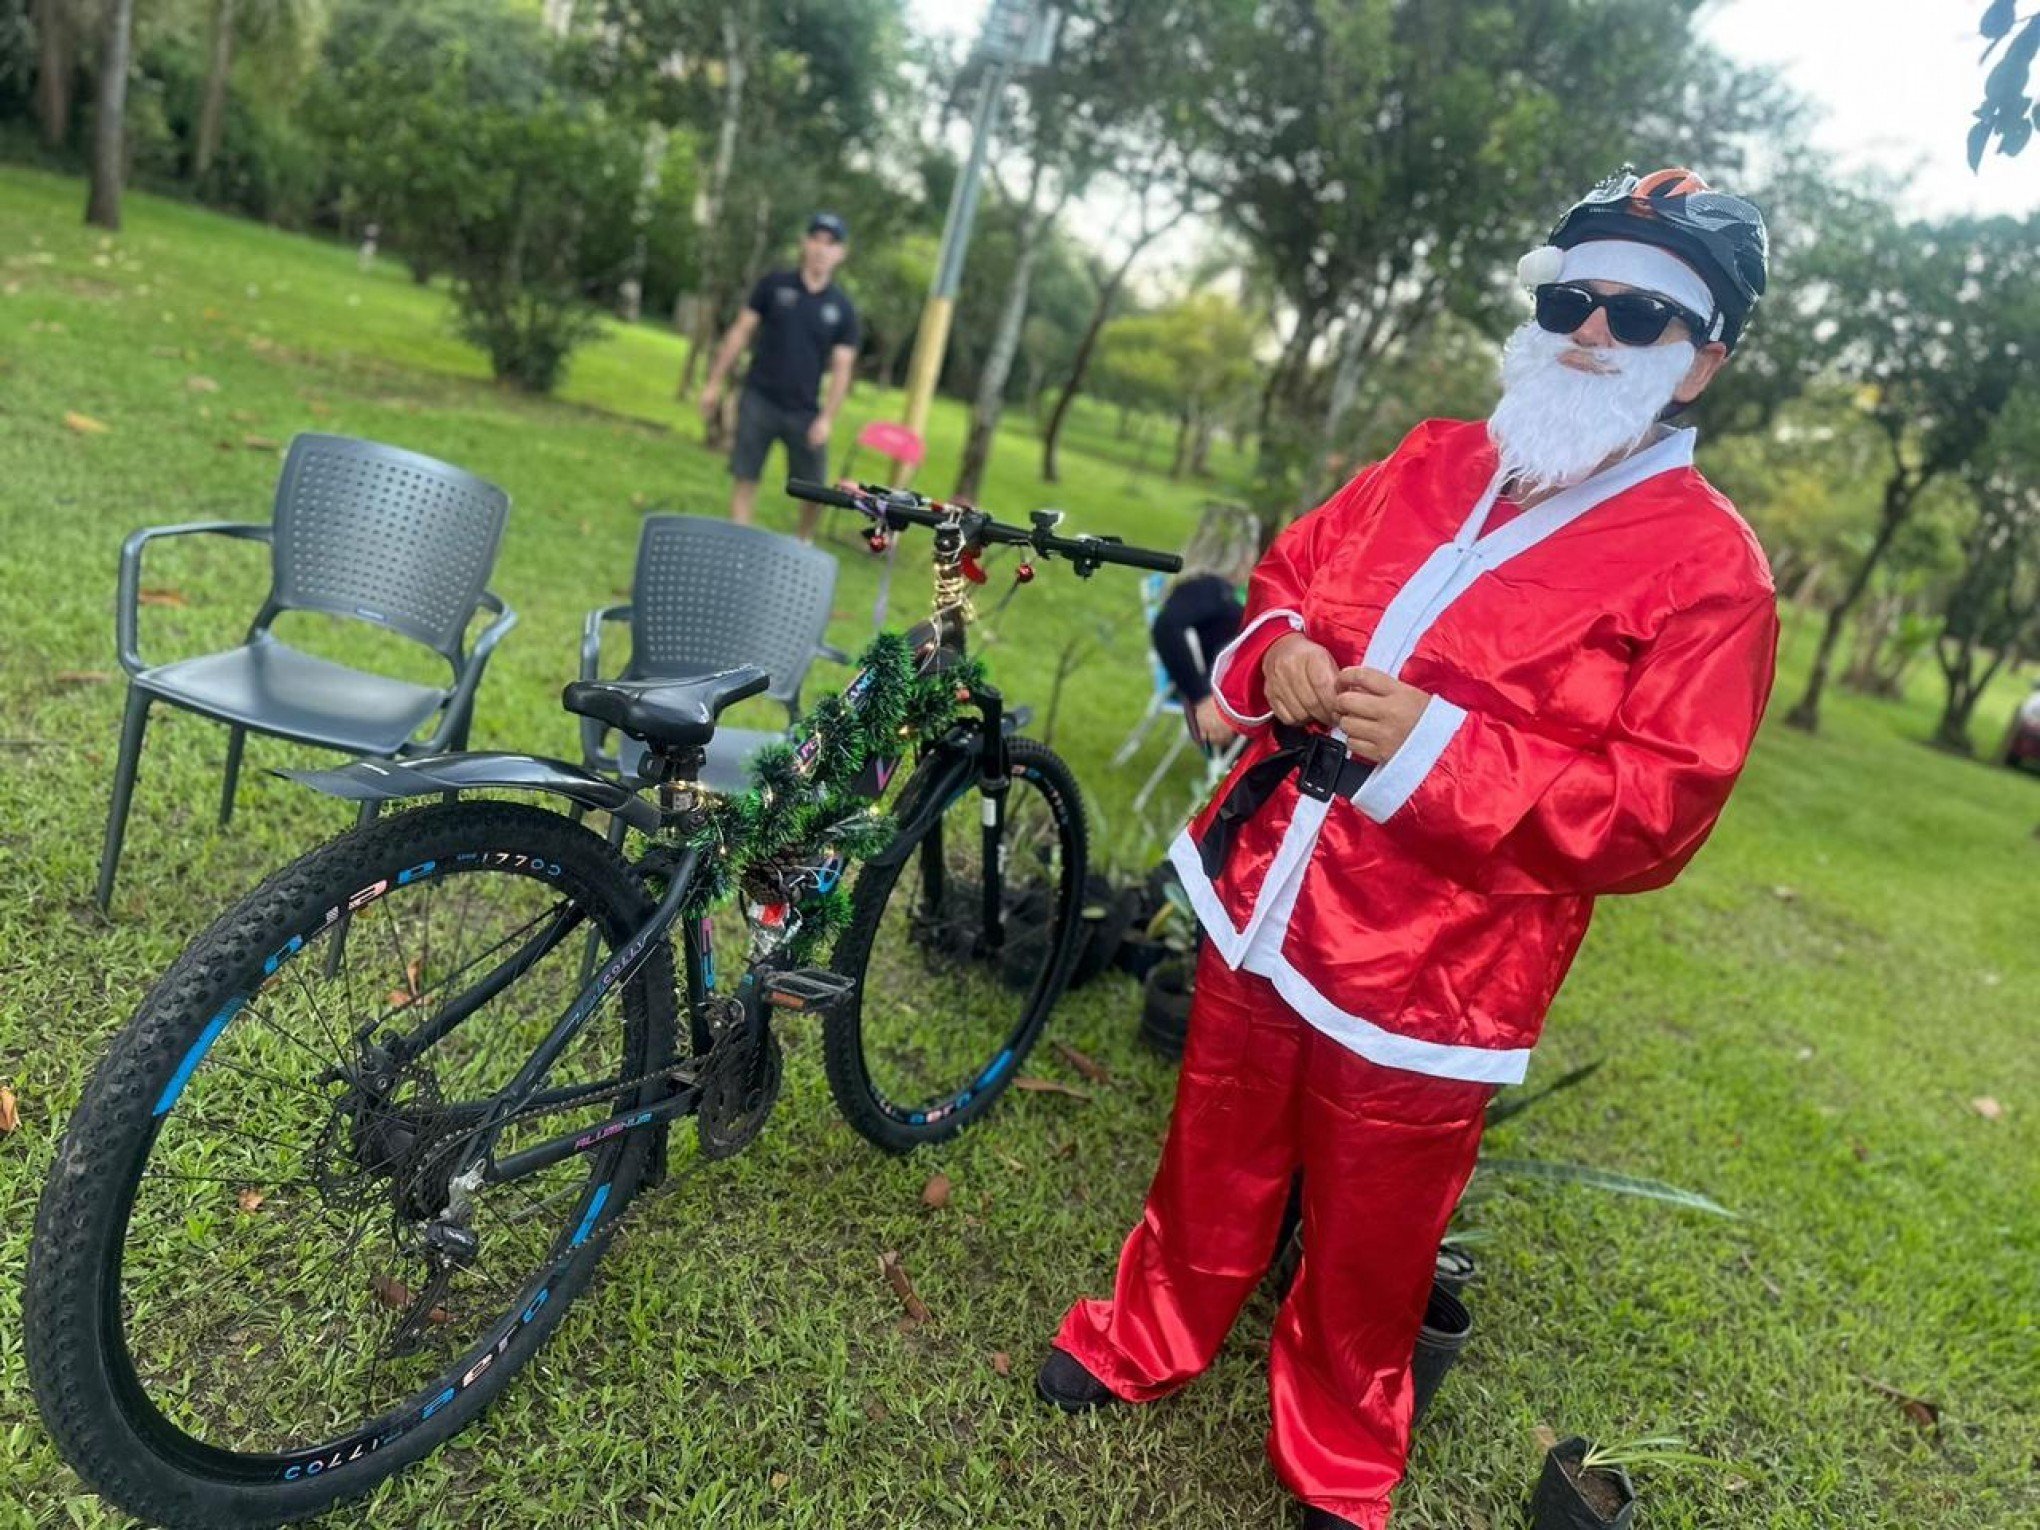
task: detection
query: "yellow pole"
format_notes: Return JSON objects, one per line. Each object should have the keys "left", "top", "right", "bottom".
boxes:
{"left": 901, "top": 295, "right": 955, "bottom": 444}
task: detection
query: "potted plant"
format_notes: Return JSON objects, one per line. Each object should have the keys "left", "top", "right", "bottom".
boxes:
{"left": 1529, "top": 1435, "right": 1725, "bottom": 1530}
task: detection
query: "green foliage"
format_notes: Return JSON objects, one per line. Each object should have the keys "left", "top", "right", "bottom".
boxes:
{"left": 681, "top": 632, "right": 987, "bottom": 962}
{"left": 438, "top": 97, "right": 646, "bottom": 392}
{"left": 1971, "top": 1, "right": 2039, "bottom": 165}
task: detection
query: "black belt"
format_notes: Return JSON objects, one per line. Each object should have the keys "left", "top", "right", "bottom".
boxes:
{"left": 1196, "top": 724, "right": 1374, "bottom": 880}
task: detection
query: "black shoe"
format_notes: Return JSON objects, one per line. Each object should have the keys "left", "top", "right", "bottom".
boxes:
{"left": 1034, "top": 1347, "right": 1118, "bottom": 1412}
{"left": 1299, "top": 1509, "right": 1364, "bottom": 1529}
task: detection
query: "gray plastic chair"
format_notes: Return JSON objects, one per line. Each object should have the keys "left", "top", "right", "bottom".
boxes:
{"left": 579, "top": 515, "right": 841, "bottom": 796}
{"left": 98, "top": 433, "right": 516, "bottom": 909}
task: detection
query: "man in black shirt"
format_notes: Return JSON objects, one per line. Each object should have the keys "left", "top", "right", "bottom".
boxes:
{"left": 698, "top": 212, "right": 861, "bottom": 539}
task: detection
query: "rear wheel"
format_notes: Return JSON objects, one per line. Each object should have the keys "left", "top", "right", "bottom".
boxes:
{"left": 25, "top": 802, "right": 676, "bottom": 1529}
{"left": 822, "top": 736, "right": 1087, "bottom": 1152}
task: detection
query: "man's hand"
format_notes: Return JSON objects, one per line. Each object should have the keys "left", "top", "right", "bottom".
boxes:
{"left": 697, "top": 380, "right": 723, "bottom": 421}
{"left": 806, "top": 412, "right": 834, "bottom": 449}
{"left": 1334, "top": 667, "right": 1430, "bottom": 764}
{"left": 1188, "top": 694, "right": 1236, "bottom": 747}
{"left": 1263, "top": 633, "right": 1341, "bottom": 728}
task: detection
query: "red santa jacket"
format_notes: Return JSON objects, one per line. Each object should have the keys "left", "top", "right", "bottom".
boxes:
{"left": 1168, "top": 418, "right": 1778, "bottom": 1085}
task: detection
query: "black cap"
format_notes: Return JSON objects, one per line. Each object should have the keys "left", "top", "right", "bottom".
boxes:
{"left": 808, "top": 212, "right": 849, "bottom": 243}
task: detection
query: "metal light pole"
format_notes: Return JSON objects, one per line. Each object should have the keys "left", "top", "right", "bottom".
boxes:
{"left": 900, "top": 0, "right": 1059, "bottom": 445}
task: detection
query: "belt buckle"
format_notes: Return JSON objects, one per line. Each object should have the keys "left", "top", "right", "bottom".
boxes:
{"left": 1295, "top": 736, "right": 1345, "bottom": 801}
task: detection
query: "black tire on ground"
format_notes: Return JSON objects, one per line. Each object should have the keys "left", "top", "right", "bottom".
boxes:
{"left": 25, "top": 801, "right": 676, "bottom": 1530}
{"left": 824, "top": 737, "right": 1088, "bottom": 1152}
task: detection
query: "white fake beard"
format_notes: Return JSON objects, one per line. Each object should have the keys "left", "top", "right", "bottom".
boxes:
{"left": 1486, "top": 321, "right": 1696, "bottom": 495}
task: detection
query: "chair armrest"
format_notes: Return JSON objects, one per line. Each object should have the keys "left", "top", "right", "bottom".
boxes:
{"left": 578, "top": 604, "right": 633, "bottom": 765}
{"left": 116, "top": 520, "right": 272, "bottom": 676}
{"left": 425, "top": 591, "right": 518, "bottom": 752}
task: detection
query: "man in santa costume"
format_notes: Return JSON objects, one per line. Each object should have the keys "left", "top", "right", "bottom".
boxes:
{"left": 1036, "top": 168, "right": 1779, "bottom": 1528}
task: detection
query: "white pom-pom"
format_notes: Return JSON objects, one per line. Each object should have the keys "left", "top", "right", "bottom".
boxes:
{"left": 1516, "top": 245, "right": 1564, "bottom": 290}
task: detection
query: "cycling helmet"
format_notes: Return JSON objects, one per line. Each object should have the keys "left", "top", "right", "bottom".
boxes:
{"left": 1529, "top": 166, "right": 1768, "bottom": 350}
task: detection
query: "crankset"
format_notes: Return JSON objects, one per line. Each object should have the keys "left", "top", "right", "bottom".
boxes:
{"left": 695, "top": 993, "right": 781, "bottom": 1160}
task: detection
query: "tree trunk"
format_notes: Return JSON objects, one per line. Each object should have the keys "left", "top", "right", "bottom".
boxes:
{"left": 34, "top": 0, "right": 73, "bottom": 149}
{"left": 1191, "top": 416, "right": 1215, "bottom": 477}
{"left": 954, "top": 160, "right": 1056, "bottom": 502}
{"left": 1116, "top": 402, "right": 1132, "bottom": 439}
{"left": 1040, "top": 200, "right": 1190, "bottom": 484}
{"left": 193, "top": 0, "right": 237, "bottom": 180}
{"left": 1786, "top": 477, "right": 1916, "bottom": 733}
{"left": 680, "top": 3, "right": 751, "bottom": 398}
{"left": 1169, "top": 410, "right": 1192, "bottom": 479}
{"left": 85, "top": 0, "right": 136, "bottom": 231}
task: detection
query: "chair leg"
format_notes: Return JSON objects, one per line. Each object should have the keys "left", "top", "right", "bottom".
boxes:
{"left": 1132, "top": 729, "right": 1191, "bottom": 814}
{"left": 219, "top": 726, "right": 246, "bottom": 828}
{"left": 96, "top": 688, "right": 154, "bottom": 913}
{"left": 1111, "top": 701, "right": 1162, "bottom": 767}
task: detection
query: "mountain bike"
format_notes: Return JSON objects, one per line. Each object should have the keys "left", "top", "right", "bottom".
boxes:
{"left": 24, "top": 480, "right": 1177, "bottom": 1530}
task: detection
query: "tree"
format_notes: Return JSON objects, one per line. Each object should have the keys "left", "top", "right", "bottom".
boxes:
{"left": 85, "top": 0, "right": 135, "bottom": 229}
{"left": 190, "top": 0, "right": 326, "bottom": 182}
{"left": 1095, "top": 294, "right": 1257, "bottom": 480}
{"left": 31, "top": 0, "right": 76, "bottom": 147}
{"left": 1784, "top": 211, "right": 2040, "bottom": 732}
{"left": 854, "top": 231, "right": 938, "bottom": 387}
{"left": 1933, "top": 390, "right": 2040, "bottom": 751}
{"left": 567, "top": 0, "right": 905, "bottom": 397}
{"left": 1197, "top": 1, "right": 1798, "bottom": 491}
{"left": 1971, "top": 0, "right": 2038, "bottom": 165}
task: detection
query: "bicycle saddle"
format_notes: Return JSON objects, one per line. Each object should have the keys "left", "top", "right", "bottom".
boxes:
{"left": 561, "top": 667, "right": 770, "bottom": 749}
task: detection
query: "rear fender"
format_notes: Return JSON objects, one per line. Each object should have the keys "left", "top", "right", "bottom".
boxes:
{"left": 279, "top": 752, "right": 662, "bottom": 834}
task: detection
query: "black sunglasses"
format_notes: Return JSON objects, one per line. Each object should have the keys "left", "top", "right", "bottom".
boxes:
{"left": 1533, "top": 282, "right": 1710, "bottom": 346}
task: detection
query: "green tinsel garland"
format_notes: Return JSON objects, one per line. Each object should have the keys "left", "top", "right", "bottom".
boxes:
{"left": 681, "top": 631, "right": 986, "bottom": 963}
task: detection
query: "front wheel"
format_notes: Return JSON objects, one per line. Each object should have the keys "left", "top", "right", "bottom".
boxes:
{"left": 25, "top": 801, "right": 677, "bottom": 1529}
{"left": 823, "top": 736, "right": 1088, "bottom": 1152}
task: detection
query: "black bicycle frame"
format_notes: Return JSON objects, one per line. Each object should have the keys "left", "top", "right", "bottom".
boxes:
{"left": 383, "top": 579, "right": 1023, "bottom": 1195}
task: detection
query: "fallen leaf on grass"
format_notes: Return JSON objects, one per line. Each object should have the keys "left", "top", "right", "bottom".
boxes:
{"left": 1531, "top": 1424, "right": 1559, "bottom": 1453}
{"left": 1860, "top": 1375, "right": 1940, "bottom": 1433}
{"left": 770, "top": 1472, "right": 789, "bottom": 1491}
{"left": 386, "top": 956, "right": 426, "bottom": 1009}
{"left": 878, "top": 1249, "right": 931, "bottom": 1324}
{"left": 63, "top": 410, "right": 110, "bottom": 435}
{"left": 369, "top": 1274, "right": 451, "bottom": 1325}
{"left": 990, "top": 1351, "right": 1012, "bottom": 1377}
{"left": 994, "top": 1151, "right": 1027, "bottom": 1174}
{"left": 865, "top": 1399, "right": 889, "bottom": 1422}
{"left": 139, "top": 587, "right": 189, "bottom": 609}
{"left": 1969, "top": 1096, "right": 2004, "bottom": 1121}
{"left": 0, "top": 1085, "right": 20, "bottom": 1134}
{"left": 242, "top": 435, "right": 281, "bottom": 451}
{"left": 1770, "top": 885, "right": 1798, "bottom": 902}
{"left": 55, "top": 670, "right": 111, "bottom": 684}
{"left": 1014, "top": 1076, "right": 1091, "bottom": 1103}
{"left": 185, "top": 375, "right": 220, "bottom": 394}
{"left": 921, "top": 1173, "right": 952, "bottom": 1209}
{"left": 1051, "top": 1040, "right": 1112, "bottom": 1085}
{"left": 236, "top": 1188, "right": 265, "bottom": 1213}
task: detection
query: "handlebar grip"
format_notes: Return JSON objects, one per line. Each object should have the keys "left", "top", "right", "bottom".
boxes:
{"left": 1068, "top": 539, "right": 1182, "bottom": 574}
{"left": 785, "top": 478, "right": 860, "bottom": 510}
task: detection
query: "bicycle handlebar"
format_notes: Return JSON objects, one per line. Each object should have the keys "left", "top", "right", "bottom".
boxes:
{"left": 785, "top": 479, "right": 1182, "bottom": 577}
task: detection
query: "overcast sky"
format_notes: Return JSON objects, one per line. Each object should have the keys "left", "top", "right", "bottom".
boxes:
{"left": 909, "top": 0, "right": 2037, "bottom": 222}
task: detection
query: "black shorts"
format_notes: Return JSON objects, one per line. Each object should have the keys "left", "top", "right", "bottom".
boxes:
{"left": 730, "top": 388, "right": 828, "bottom": 484}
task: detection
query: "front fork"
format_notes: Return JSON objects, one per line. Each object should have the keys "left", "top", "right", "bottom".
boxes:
{"left": 971, "top": 683, "right": 1011, "bottom": 955}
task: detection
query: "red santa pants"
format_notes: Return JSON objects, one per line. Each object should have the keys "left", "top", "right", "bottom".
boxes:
{"left": 1054, "top": 944, "right": 1492, "bottom": 1527}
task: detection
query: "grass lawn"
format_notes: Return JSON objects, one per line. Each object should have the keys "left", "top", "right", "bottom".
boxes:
{"left": 1, "top": 164, "right": 2036, "bottom": 1529}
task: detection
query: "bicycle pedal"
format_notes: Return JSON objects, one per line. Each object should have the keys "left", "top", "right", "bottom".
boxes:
{"left": 761, "top": 968, "right": 858, "bottom": 1012}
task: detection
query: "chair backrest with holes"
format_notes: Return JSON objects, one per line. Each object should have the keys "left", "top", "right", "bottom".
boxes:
{"left": 268, "top": 434, "right": 510, "bottom": 663}
{"left": 627, "top": 516, "right": 837, "bottom": 708}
